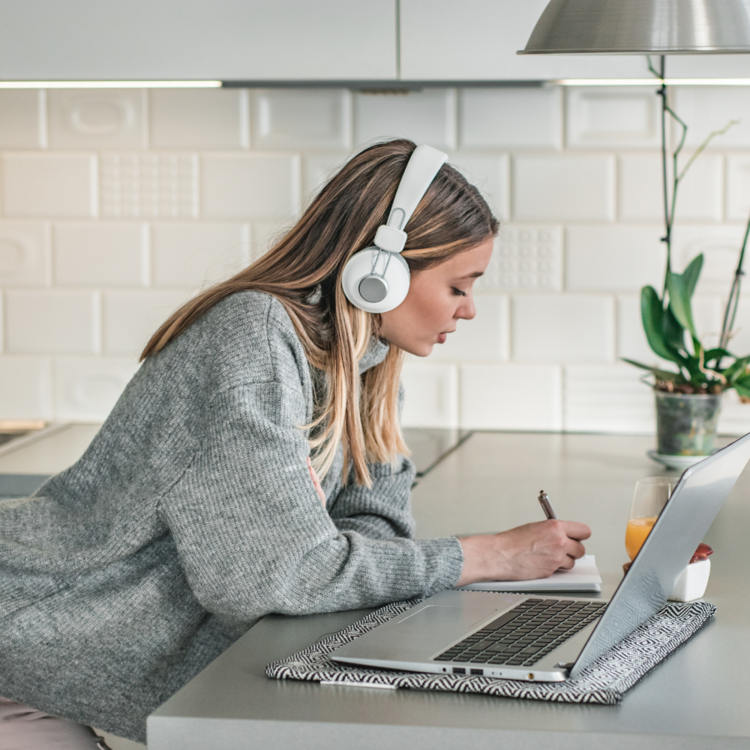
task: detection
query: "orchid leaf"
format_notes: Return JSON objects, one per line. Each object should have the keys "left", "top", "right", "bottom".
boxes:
{"left": 641, "top": 286, "right": 683, "bottom": 363}
{"left": 666, "top": 254, "right": 703, "bottom": 338}
{"left": 662, "top": 305, "right": 686, "bottom": 352}
{"left": 621, "top": 358, "right": 685, "bottom": 383}
{"left": 704, "top": 348, "right": 732, "bottom": 363}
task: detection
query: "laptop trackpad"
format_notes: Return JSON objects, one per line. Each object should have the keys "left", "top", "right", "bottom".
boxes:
{"left": 333, "top": 604, "right": 499, "bottom": 663}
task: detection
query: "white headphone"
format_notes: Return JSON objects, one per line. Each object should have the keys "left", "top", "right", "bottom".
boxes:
{"left": 341, "top": 144, "right": 448, "bottom": 313}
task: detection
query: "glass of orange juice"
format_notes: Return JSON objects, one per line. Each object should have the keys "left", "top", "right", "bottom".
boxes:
{"left": 625, "top": 476, "right": 678, "bottom": 561}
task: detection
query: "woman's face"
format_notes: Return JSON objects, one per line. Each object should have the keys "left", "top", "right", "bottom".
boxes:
{"left": 379, "top": 237, "right": 494, "bottom": 357}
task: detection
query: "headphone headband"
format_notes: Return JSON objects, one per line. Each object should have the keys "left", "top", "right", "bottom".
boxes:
{"left": 341, "top": 144, "right": 448, "bottom": 313}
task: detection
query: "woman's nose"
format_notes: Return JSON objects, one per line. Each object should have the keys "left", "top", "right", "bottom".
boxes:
{"left": 457, "top": 297, "right": 476, "bottom": 320}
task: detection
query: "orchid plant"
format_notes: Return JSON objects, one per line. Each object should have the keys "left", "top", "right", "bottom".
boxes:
{"left": 624, "top": 56, "right": 750, "bottom": 400}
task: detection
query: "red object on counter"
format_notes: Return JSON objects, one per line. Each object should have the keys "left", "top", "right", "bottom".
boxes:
{"left": 623, "top": 542, "right": 714, "bottom": 574}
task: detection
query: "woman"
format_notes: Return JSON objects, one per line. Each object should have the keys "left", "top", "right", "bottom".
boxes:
{"left": 0, "top": 139, "right": 590, "bottom": 747}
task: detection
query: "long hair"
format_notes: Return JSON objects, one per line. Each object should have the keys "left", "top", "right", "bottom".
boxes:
{"left": 141, "top": 140, "right": 498, "bottom": 486}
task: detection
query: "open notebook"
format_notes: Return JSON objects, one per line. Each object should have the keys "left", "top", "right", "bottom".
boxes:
{"left": 457, "top": 554, "right": 602, "bottom": 593}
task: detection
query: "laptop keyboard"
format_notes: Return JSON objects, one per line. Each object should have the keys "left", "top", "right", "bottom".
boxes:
{"left": 434, "top": 598, "right": 607, "bottom": 668}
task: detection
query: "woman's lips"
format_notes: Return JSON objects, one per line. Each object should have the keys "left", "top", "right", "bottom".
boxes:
{"left": 437, "top": 333, "right": 447, "bottom": 344}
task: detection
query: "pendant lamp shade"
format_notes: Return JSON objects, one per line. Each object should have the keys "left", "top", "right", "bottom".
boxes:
{"left": 520, "top": 0, "right": 750, "bottom": 55}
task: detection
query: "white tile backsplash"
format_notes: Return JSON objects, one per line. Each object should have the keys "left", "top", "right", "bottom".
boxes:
{"left": 151, "top": 222, "right": 249, "bottom": 289}
{"left": 725, "top": 155, "right": 750, "bottom": 221}
{"left": 253, "top": 90, "right": 351, "bottom": 150}
{"left": 5, "top": 290, "right": 98, "bottom": 354}
{"left": 718, "top": 389, "right": 750, "bottom": 436}
{"left": 619, "top": 153, "right": 723, "bottom": 223}
{"left": 53, "top": 356, "right": 140, "bottom": 421}
{"left": 401, "top": 361, "right": 458, "bottom": 428}
{"left": 48, "top": 90, "right": 146, "bottom": 150}
{"left": 460, "top": 364, "right": 562, "bottom": 431}
{"left": 0, "top": 90, "right": 43, "bottom": 149}
{"left": 353, "top": 90, "right": 456, "bottom": 150}
{"left": 0, "top": 221, "right": 50, "bottom": 286}
{"left": 1, "top": 84, "right": 748, "bottom": 434}
{"left": 429, "top": 295, "right": 509, "bottom": 362}
{"left": 102, "top": 290, "right": 190, "bottom": 357}
{"left": 513, "top": 155, "right": 616, "bottom": 222}
{"left": 149, "top": 89, "right": 248, "bottom": 150}
{"left": 477, "top": 226, "right": 562, "bottom": 293}
{"left": 53, "top": 222, "right": 148, "bottom": 287}
{"left": 673, "top": 87, "right": 750, "bottom": 149}
{"left": 100, "top": 153, "right": 199, "bottom": 219}
{"left": 450, "top": 153, "right": 510, "bottom": 221}
{"left": 566, "top": 88, "right": 660, "bottom": 149}
{"left": 201, "top": 153, "right": 301, "bottom": 220}
{"left": 512, "top": 295, "right": 615, "bottom": 362}
{"left": 566, "top": 225, "right": 665, "bottom": 291}
{"left": 564, "top": 365, "right": 655, "bottom": 433}
{"left": 1, "top": 153, "right": 97, "bottom": 218}
{"left": 459, "top": 88, "right": 562, "bottom": 150}
{"left": 0, "top": 356, "right": 52, "bottom": 419}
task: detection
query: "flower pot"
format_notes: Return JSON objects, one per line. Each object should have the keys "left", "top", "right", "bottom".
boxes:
{"left": 654, "top": 390, "right": 722, "bottom": 456}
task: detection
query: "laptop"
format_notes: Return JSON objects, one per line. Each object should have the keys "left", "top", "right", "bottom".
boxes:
{"left": 331, "top": 432, "right": 750, "bottom": 682}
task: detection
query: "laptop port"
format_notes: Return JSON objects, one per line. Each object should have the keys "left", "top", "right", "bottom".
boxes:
{"left": 452, "top": 667, "right": 466, "bottom": 675}
{"left": 470, "top": 669, "right": 484, "bottom": 676}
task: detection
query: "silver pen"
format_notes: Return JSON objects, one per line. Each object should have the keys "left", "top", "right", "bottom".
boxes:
{"left": 538, "top": 490, "right": 557, "bottom": 520}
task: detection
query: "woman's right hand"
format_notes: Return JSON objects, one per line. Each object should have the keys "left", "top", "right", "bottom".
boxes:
{"left": 456, "top": 520, "right": 591, "bottom": 587}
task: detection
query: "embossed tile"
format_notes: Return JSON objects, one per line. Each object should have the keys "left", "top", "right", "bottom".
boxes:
{"left": 152, "top": 222, "right": 249, "bottom": 289}
{"left": 401, "top": 361, "right": 458, "bottom": 428}
{"left": 459, "top": 87, "right": 562, "bottom": 150}
{"left": 201, "top": 154, "right": 301, "bottom": 220}
{"left": 53, "top": 356, "right": 140, "bottom": 421}
{"left": 619, "top": 153, "right": 723, "bottom": 222}
{"left": 430, "top": 295, "right": 509, "bottom": 362}
{"left": 450, "top": 153, "right": 510, "bottom": 221}
{"left": 718, "top": 390, "right": 750, "bottom": 436}
{"left": 0, "top": 221, "right": 50, "bottom": 286}
{"left": 566, "top": 225, "right": 665, "bottom": 291}
{"left": 1, "top": 153, "right": 97, "bottom": 218}
{"left": 353, "top": 89, "right": 456, "bottom": 150}
{"left": 100, "top": 153, "right": 199, "bottom": 219}
{"left": 102, "top": 290, "right": 190, "bottom": 357}
{"left": 53, "top": 222, "right": 148, "bottom": 287}
{"left": 150, "top": 88, "right": 247, "bottom": 149}
{"left": 253, "top": 89, "right": 351, "bottom": 150}
{"left": 0, "top": 90, "right": 44, "bottom": 149}
{"left": 460, "top": 364, "right": 562, "bottom": 431}
{"left": 566, "top": 87, "right": 660, "bottom": 149}
{"left": 5, "top": 290, "right": 98, "bottom": 354}
{"left": 512, "top": 295, "right": 615, "bottom": 362}
{"left": 564, "top": 365, "right": 655, "bottom": 433}
{"left": 476, "top": 226, "right": 562, "bottom": 293}
{"left": 512, "top": 155, "right": 616, "bottom": 222}
{"left": 0, "top": 356, "right": 52, "bottom": 419}
{"left": 48, "top": 89, "right": 146, "bottom": 150}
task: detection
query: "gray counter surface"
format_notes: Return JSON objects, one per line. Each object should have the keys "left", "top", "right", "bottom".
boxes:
{"left": 149, "top": 432, "right": 750, "bottom": 749}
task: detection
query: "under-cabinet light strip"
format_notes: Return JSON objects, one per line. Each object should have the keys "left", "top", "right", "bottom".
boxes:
{"left": 554, "top": 78, "right": 750, "bottom": 86}
{"left": 0, "top": 80, "right": 222, "bottom": 89}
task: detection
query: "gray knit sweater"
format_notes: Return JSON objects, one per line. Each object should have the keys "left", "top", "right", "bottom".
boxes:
{"left": 0, "top": 291, "right": 463, "bottom": 742}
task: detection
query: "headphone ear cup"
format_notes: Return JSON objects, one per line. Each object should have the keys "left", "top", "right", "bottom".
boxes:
{"left": 342, "top": 248, "right": 411, "bottom": 314}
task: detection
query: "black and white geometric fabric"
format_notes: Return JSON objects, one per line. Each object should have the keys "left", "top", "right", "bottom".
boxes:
{"left": 267, "top": 599, "right": 715, "bottom": 704}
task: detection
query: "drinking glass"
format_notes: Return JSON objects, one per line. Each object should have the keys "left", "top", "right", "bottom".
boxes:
{"left": 625, "top": 476, "right": 678, "bottom": 561}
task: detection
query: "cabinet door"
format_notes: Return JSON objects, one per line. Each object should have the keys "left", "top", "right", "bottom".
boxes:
{"left": 0, "top": 0, "right": 397, "bottom": 81}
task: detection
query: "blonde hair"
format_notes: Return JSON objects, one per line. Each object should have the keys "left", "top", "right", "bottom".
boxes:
{"left": 141, "top": 140, "right": 498, "bottom": 487}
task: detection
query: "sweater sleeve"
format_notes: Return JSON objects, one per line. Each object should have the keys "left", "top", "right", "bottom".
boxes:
{"left": 158, "top": 382, "right": 464, "bottom": 629}
{"left": 326, "top": 455, "right": 418, "bottom": 541}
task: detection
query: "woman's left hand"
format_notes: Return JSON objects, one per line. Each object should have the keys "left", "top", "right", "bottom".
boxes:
{"left": 307, "top": 457, "right": 326, "bottom": 508}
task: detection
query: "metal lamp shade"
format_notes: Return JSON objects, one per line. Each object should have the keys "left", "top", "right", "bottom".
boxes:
{"left": 519, "top": 0, "right": 750, "bottom": 54}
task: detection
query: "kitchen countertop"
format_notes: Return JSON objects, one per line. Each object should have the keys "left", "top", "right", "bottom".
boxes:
{"left": 148, "top": 431, "right": 750, "bottom": 750}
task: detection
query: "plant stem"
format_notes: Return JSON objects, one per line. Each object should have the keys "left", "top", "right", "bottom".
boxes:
{"left": 718, "top": 210, "right": 750, "bottom": 365}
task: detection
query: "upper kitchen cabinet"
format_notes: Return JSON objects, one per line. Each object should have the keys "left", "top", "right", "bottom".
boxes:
{"left": 0, "top": 0, "right": 397, "bottom": 81}
{"left": 399, "top": 0, "right": 750, "bottom": 81}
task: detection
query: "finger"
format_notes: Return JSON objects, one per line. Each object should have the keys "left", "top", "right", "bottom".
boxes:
{"left": 559, "top": 521, "right": 592, "bottom": 541}
{"left": 565, "top": 540, "right": 587, "bottom": 560}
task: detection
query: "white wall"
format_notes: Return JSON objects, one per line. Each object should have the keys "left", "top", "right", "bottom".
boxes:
{"left": 1, "top": 85, "right": 750, "bottom": 433}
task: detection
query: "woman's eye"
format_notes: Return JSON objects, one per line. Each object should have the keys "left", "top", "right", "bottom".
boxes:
{"left": 451, "top": 287, "right": 467, "bottom": 297}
